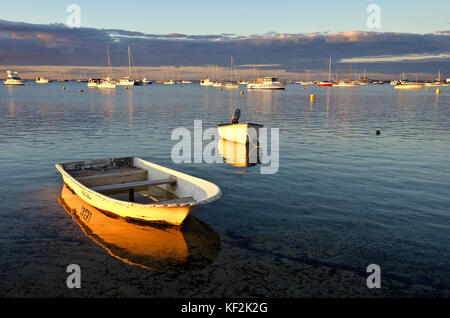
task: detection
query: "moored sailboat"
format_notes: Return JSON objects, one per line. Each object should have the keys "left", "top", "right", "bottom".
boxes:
{"left": 98, "top": 46, "right": 117, "bottom": 89}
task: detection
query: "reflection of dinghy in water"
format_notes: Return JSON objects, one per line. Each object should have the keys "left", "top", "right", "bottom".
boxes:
{"left": 218, "top": 138, "right": 261, "bottom": 167}
{"left": 217, "top": 109, "right": 263, "bottom": 145}
{"left": 58, "top": 185, "right": 221, "bottom": 272}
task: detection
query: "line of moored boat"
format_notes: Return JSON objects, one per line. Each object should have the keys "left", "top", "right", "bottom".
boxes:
{"left": 3, "top": 69, "right": 449, "bottom": 90}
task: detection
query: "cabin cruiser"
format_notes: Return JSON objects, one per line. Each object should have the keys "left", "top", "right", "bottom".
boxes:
{"left": 87, "top": 78, "right": 101, "bottom": 88}
{"left": 200, "top": 78, "right": 214, "bottom": 86}
{"left": 35, "top": 77, "right": 50, "bottom": 84}
{"left": 247, "top": 77, "right": 285, "bottom": 90}
{"left": 117, "top": 76, "right": 135, "bottom": 86}
{"left": 4, "top": 70, "right": 25, "bottom": 85}
{"left": 394, "top": 82, "right": 423, "bottom": 90}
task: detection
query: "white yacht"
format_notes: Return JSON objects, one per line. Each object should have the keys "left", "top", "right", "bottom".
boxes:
{"left": 200, "top": 78, "right": 214, "bottom": 86}
{"left": 117, "top": 47, "right": 136, "bottom": 86}
{"left": 87, "top": 78, "right": 101, "bottom": 88}
{"left": 247, "top": 77, "right": 285, "bottom": 90}
{"left": 394, "top": 82, "right": 424, "bottom": 90}
{"left": 35, "top": 77, "right": 49, "bottom": 84}
{"left": 224, "top": 56, "right": 239, "bottom": 89}
{"left": 4, "top": 71, "right": 25, "bottom": 85}
{"left": 333, "top": 80, "right": 358, "bottom": 87}
{"left": 117, "top": 76, "right": 135, "bottom": 86}
{"left": 135, "top": 77, "right": 152, "bottom": 86}
{"left": 390, "top": 80, "right": 400, "bottom": 85}
{"left": 97, "top": 46, "right": 117, "bottom": 89}
{"left": 98, "top": 76, "right": 117, "bottom": 89}
{"left": 163, "top": 79, "right": 176, "bottom": 85}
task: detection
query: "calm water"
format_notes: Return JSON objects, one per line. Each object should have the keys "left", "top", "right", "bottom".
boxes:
{"left": 0, "top": 82, "right": 449, "bottom": 297}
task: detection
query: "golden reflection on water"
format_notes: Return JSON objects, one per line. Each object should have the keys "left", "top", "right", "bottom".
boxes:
{"left": 58, "top": 185, "right": 220, "bottom": 272}
{"left": 8, "top": 98, "right": 15, "bottom": 116}
{"left": 127, "top": 88, "right": 134, "bottom": 130}
{"left": 246, "top": 89, "right": 280, "bottom": 113}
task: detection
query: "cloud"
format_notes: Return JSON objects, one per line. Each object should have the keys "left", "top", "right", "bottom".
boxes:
{"left": 0, "top": 19, "right": 449, "bottom": 77}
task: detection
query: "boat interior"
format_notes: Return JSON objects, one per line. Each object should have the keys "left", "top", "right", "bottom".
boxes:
{"left": 62, "top": 157, "right": 188, "bottom": 204}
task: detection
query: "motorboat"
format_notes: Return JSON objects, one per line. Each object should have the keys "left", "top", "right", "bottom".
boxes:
{"left": 87, "top": 78, "right": 101, "bottom": 88}
{"left": 117, "top": 76, "right": 135, "bottom": 86}
{"left": 394, "top": 82, "right": 424, "bottom": 90}
{"left": 200, "top": 79, "right": 214, "bottom": 86}
{"left": 4, "top": 70, "right": 25, "bottom": 85}
{"left": 247, "top": 77, "right": 285, "bottom": 90}
{"left": 35, "top": 77, "right": 49, "bottom": 84}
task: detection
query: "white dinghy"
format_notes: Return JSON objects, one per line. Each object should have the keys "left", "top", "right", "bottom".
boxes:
{"left": 56, "top": 157, "right": 221, "bottom": 226}
{"left": 217, "top": 109, "right": 263, "bottom": 145}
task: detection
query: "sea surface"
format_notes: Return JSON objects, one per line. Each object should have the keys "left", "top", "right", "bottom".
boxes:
{"left": 0, "top": 82, "right": 449, "bottom": 297}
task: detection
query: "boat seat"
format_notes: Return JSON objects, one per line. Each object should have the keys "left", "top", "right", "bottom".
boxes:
{"left": 91, "top": 178, "right": 177, "bottom": 192}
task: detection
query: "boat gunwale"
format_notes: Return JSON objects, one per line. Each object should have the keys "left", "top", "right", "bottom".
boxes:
{"left": 55, "top": 157, "right": 222, "bottom": 209}
{"left": 217, "top": 122, "right": 264, "bottom": 128}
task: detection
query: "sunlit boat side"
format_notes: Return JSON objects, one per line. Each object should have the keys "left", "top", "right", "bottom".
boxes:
{"left": 55, "top": 157, "right": 221, "bottom": 226}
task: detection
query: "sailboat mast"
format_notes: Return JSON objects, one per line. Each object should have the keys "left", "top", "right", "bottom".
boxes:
{"left": 230, "top": 56, "right": 232, "bottom": 83}
{"left": 128, "top": 46, "right": 131, "bottom": 77}
{"left": 328, "top": 57, "right": 332, "bottom": 81}
{"left": 106, "top": 45, "right": 113, "bottom": 78}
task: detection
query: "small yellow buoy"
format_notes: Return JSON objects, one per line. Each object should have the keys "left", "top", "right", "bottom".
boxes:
{"left": 436, "top": 88, "right": 441, "bottom": 95}
{"left": 220, "top": 87, "right": 223, "bottom": 91}
{"left": 62, "top": 86, "right": 66, "bottom": 90}
{"left": 240, "top": 90, "right": 244, "bottom": 95}
{"left": 310, "top": 94, "right": 316, "bottom": 101}
{"left": 79, "top": 89, "right": 84, "bottom": 92}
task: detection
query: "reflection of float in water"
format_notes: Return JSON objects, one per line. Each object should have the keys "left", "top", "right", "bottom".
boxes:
{"left": 58, "top": 185, "right": 220, "bottom": 272}
{"left": 217, "top": 138, "right": 261, "bottom": 167}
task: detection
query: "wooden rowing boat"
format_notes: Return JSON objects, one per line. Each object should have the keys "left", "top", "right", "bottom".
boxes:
{"left": 55, "top": 157, "right": 221, "bottom": 226}
{"left": 58, "top": 184, "right": 220, "bottom": 272}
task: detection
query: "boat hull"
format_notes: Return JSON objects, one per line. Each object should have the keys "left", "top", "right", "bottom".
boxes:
{"left": 317, "top": 83, "right": 333, "bottom": 87}
{"left": 55, "top": 157, "right": 221, "bottom": 226}
{"left": 4, "top": 80, "right": 25, "bottom": 85}
{"left": 98, "top": 82, "right": 117, "bottom": 89}
{"left": 247, "top": 83, "right": 285, "bottom": 90}
{"left": 117, "top": 81, "right": 135, "bottom": 86}
{"left": 217, "top": 123, "right": 264, "bottom": 144}
{"left": 394, "top": 84, "right": 423, "bottom": 90}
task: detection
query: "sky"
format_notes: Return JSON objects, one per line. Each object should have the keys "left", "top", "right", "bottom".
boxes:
{"left": 1, "top": 0, "right": 449, "bottom": 35}
{"left": 0, "top": 0, "right": 449, "bottom": 79}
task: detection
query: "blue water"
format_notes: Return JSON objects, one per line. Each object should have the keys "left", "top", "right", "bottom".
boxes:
{"left": 0, "top": 82, "right": 449, "bottom": 297}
